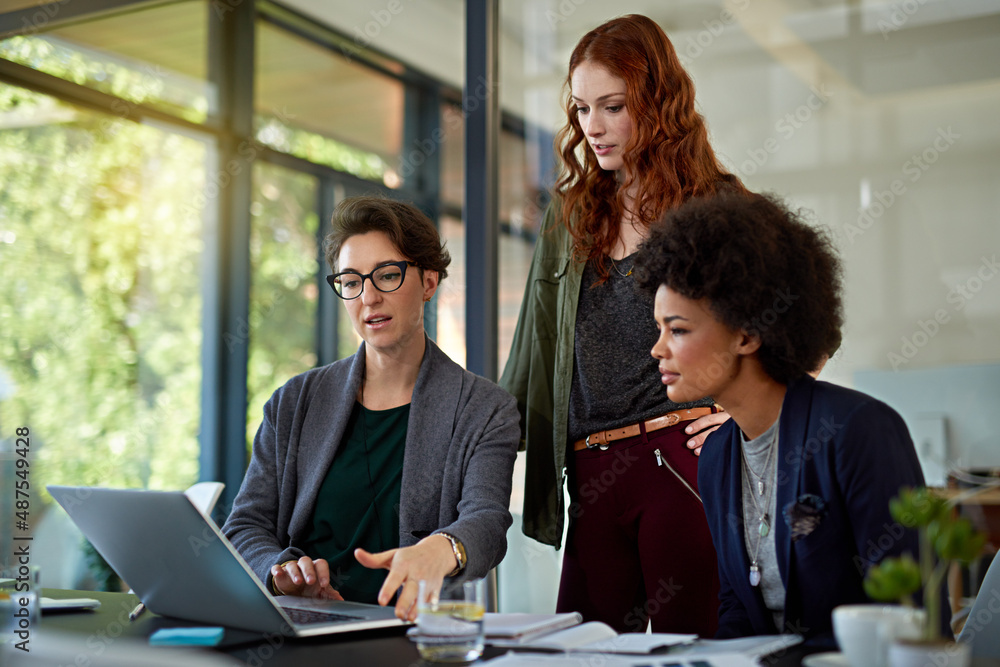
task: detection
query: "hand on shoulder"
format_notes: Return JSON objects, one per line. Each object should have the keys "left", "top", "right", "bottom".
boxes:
{"left": 684, "top": 410, "right": 731, "bottom": 456}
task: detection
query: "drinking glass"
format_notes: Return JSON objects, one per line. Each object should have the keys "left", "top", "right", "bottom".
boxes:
{"left": 413, "top": 578, "right": 486, "bottom": 662}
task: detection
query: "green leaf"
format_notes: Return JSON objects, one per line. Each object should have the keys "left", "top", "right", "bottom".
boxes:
{"left": 863, "top": 554, "right": 922, "bottom": 601}
{"left": 889, "top": 487, "right": 947, "bottom": 528}
{"left": 930, "top": 517, "right": 988, "bottom": 563}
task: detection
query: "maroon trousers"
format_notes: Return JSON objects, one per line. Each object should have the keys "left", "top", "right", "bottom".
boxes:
{"left": 556, "top": 420, "right": 720, "bottom": 635}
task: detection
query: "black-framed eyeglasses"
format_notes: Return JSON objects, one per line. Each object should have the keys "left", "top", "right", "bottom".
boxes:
{"left": 326, "top": 261, "right": 419, "bottom": 300}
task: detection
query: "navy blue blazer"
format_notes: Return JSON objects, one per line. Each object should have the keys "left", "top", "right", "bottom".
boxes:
{"left": 698, "top": 375, "right": 925, "bottom": 645}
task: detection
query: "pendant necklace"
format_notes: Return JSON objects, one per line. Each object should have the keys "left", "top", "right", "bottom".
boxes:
{"left": 609, "top": 255, "right": 632, "bottom": 277}
{"left": 741, "top": 427, "right": 778, "bottom": 587}
{"left": 741, "top": 427, "right": 776, "bottom": 497}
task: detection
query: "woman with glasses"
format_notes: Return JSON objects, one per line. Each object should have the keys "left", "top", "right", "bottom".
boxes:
{"left": 224, "top": 196, "right": 520, "bottom": 620}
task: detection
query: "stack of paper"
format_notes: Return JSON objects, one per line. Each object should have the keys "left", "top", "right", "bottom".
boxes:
{"left": 669, "top": 634, "right": 803, "bottom": 661}
{"left": 482, "top": 613, "right": 801, "bottom": 665}
{"left": 485, "top": 614, "right": 696, "bottom": 654}
{"left": 486, "top": 612, "right": 584, "bottom": 645}
{"left": 481, "top": 652, "right": 760, "bottom": 667}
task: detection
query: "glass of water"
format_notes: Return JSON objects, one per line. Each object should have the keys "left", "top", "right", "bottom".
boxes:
{"left": 414, "top": 578, "right": 486, "bottom": 663}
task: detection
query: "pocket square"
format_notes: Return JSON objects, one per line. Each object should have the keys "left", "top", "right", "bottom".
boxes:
{"left": 782, "top": 493, "right": 826, "bottom": 541}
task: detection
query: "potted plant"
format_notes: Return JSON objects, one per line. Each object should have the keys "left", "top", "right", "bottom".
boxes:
{"left": 863, "top": 486, "right": 986, "bottom": 667}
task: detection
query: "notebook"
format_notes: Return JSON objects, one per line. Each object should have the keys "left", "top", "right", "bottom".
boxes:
{"left": 484, "top": 615, "right": 696, "bottom": 653}
{"left": 484, "top": 612, "right": 584, "bottom": 643}
{"left": 47, "top": 485, "right": 407, "bottom": 637}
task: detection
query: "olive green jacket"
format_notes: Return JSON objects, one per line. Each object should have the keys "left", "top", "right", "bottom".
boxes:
{"left": 499, "top": 203, "right": 583, "bottom": 548}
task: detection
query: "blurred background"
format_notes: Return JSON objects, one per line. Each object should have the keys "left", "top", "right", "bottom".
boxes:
{"left": 0, "top": 0, "right": 998, "bottom": 611}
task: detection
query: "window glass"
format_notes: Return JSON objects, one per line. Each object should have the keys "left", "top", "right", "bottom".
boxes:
{"left": 0, "top": 1, "right": 212, "bottom": 122}
{"left": 438, "top": 102, "right": 540, "bottom": 370}
{"left": 255, "top": 20, "right": 403, "bottom": 184}
{"left": 440, "top": 103, "right": 465, "bottom": 211}
{"left": 436, "top": 213, "right": 466, "bottom": 363}
{"left": 0, "top": 83, "right": 207, "bottom": 575}
{"left": 501, "top": 0, "right": 1000, "bottom": 421}
{"left": 498, "top": 131, "right": 542, "bottom": 371}
{"left": 436, "top": 102, "right": 465, "bottom": 363}
{"left": 246, "top": 162, "right": 319, "bottom": 448}
{"left": 499, "top": 0, "right": 1000, "bottom": 612}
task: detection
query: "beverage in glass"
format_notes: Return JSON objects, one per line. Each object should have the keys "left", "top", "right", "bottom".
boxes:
{"left": 414, "top": 578, "right": 486, "bottom": 662}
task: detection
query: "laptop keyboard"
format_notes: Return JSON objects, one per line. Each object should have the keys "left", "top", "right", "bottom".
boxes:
{"left": 284, "top": 607, "right": 364, "bottom": 625}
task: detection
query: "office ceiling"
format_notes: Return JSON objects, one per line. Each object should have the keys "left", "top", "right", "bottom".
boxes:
{"left": 9, "top": 0, "right": 1000, "bottom": 138}
{"left": 6, "top": 0, "right": 998, "bottom": 159}
{"left": 283, "top": 0, "right": 1000, "bottom": 128}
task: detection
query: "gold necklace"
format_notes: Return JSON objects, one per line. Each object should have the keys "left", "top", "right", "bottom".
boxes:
{"left": 609, "top": 255, "right": 632, "bottom": 277}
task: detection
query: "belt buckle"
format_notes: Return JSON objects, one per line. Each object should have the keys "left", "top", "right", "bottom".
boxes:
{"left": 585, "top": 434, "right": 609, "bottom": 451}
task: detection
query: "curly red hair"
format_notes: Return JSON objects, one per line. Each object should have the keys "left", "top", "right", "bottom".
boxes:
{"left": 555, "top": 14, "right": 745, "bottom": 281}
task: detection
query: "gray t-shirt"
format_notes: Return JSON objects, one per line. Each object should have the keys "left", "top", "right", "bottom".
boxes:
{"left": 568, "top": 255, "right": 713, "bottom": 443}
{"left": 740, "top": 414, "right": 786, "bottom": 631}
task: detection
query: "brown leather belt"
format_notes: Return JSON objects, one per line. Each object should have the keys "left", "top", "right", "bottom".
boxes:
{"left": 573, "top": 407, "right": 716, "bottom": 452}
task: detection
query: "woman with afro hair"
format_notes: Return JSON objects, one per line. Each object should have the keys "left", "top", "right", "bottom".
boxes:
{"left": 634, "top": 192, "right": 925, "bottom": 645}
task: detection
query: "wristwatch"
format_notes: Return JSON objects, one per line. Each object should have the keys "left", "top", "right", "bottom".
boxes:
{"left": 439, "top": 532, "right": 467, "bottom": 576}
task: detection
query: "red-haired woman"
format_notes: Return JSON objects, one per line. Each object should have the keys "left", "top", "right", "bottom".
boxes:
{"left": 500, "top": 14, "right": 747, "bottom": 635}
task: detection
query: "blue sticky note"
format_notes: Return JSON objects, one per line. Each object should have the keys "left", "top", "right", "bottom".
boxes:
{"left": 149, "top": 627, "right": 225, "bottom": 647}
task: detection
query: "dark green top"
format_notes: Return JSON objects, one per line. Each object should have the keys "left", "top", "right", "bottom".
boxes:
{"left": 299, "top": 401, "right": 408, "bottom": 604}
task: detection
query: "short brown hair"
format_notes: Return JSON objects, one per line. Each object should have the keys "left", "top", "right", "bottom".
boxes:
{"left": 323, "top": 196, "right": 450, "bottom": 281}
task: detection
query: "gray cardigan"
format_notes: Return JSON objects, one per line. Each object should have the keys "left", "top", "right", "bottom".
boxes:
{"left": 222, "top": 337, "right": 520, "bottom": 590}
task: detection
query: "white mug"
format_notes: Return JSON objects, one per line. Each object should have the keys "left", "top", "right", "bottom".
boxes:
{"left": 833, "top": 604, "right": 925, "bottom": 667}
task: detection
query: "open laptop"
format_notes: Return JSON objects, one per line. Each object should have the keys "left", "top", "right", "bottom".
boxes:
{"left": 959, "top": 551, "right": 999, "bottom": 660}
{"left": 47, "top": 485, "right": 407, "bottom": 637}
